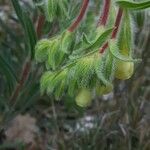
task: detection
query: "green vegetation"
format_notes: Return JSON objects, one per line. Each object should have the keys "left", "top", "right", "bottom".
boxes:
{"left": 0, "top": 0, "right": 149, "bottom": 149}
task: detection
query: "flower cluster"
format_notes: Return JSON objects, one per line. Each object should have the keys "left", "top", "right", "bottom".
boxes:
{"left": 35, "top": 0, "right": 146, "bottom": 107}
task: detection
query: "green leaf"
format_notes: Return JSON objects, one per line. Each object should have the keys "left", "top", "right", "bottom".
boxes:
{"left": 48, "top": 41, "right": 59, "bottom": 70}
{"left": 44, "top": 0, "right": 56, "bottom": 22}
{"left": 46, "top": 69, "right": 68, "bottom": 95}
{"left": 54, "top": 80, "right": 66, "bottom": 100}
{"left": 105, "top": 52, "right": 115, "bottom": 81}
{"left": 0, "top": 55, "right": 18, "bottom": 92}
{"left": 95, "top": 54, "right": 112, "bottom": 86}
{"left": 17, "top": 83, "right": 40, "bottom": 112}
{"left": 108, "top": 40, "right": 141, "bottom": 62}
{"left": 35, "top": 39, "right": 51, "bottom": 62}
{"left": 11, "top": 0, "right": 37, "bottom": 59}
{"left": 95, "top": 26, "right": 105, "bottom": 40}
{"left": 23, "top": 12, "right": 37, "bottom": 59}
{"left": 45, "top": 36, "right": 66, "bottom": 70}
{"left": 73, "top": 27, "right": 113, "bottom": 57}
{"left": 116, "top": 0, "right": 150, "bottom": 10}
{"left": 67, "top": 73, "right": 78, "bottom": 96}
{"left": 57, "top": 0, "right": 69, "bottom": 19}
{"left": 40, "top": 71, "right": 55, "bottom": 94}
{"left": 11, "top": 0, "right": 24, "bottom": 26}
{"left": 118, "top": 9, "right": 132, "bottom": 56}
{"left": 107, "top": 2, "right": 117, "bottom": 28}
{"left": 72, "top": 53, "right": 98, "bottom": 88}
{"left": 61, "top": 31, "right": 75, "bottom": 54}
{"left": 82, "top": 33, "right": 92, "bottom": 45}
{"left": 87, "top": 27, "right": 113, "bottom": 51}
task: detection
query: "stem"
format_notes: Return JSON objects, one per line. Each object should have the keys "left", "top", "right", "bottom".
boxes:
{"left": 68, "top": 0, "right": 89, "bottom": 32}
{"left": 100, "top": 8, "right": 123, "bottom": 53}
{"left": 99, "top": 42, "right": 108, "bottom": 53}
{"left": 97, "top": 0, "right": 111, "bottom": 26}
{"left": 10, "top": 60, "right": 31, "bottom": 103}
{"left": 36, "top": 15, "right": 45, "bottom": 39}
{"left": 111, "top": 8, "right": 123, "bottom": 39}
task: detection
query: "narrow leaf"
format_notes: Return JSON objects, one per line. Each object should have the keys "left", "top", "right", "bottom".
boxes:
{"left": 71, "top": 27, "right": 113, "bottom": 57}
{"left": 11, "top": 0, "right": 37, "bottom": 59}
{"left": 44, "top": 0, "right": 56, "bottom": 22}
{"left": 22, "top": 12, "right": 37, "bottom": 59}
{"left": 11, "top": 0, "right": 24, "bottom": 26}
{"left": 0, "top": 55, "right": 17, "bottom": 82}
{"left": 86, "top": 28, "right": 113, "bottom": 51}
{"left": 0, "top": 55, "right": 18, "bottom": 93}
{"left": 82, "top": 33, "right": 92, "bottom": 45}
{"left": 116, "top": 0, "right": 150, "bottom": 10}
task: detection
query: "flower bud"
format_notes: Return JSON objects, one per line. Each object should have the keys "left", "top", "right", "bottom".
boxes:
{"left": 115, "top": 60, "right": 134, "bottom": 80}
{"left": 75, "top": 88, "right": 92, "bottom": 107}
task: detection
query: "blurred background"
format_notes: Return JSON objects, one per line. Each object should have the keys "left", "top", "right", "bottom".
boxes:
{"left": 0, "top": 0, "right": 149, "bottom": 149}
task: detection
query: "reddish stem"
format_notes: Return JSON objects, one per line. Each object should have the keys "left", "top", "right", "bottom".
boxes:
{"left": 36, "top": 15, "right": 45, "bottom": 38}
{"left": 99, "top": 42, "right": 108, "bottom": 53}
{"left": 97, "top": 0, "right": 111, "bottom": 26}
{"left": 10, "top": 60, "right": 31, "bottom": 103}
{"left": 100, "top": 8, "right": 123, "bottom": 53}
{"left": 68, "top": 0, "right": 89, "bottom": 32}
{"left": 111, "top": 8, "right": 123, "bottom": 39}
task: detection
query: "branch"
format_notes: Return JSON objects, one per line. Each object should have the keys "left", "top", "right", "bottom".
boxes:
{"left": 97, "top": 0, "right": 111, "bottom": 27}
{"left": 10, "top": 60, "right": 31, "bottom": 103}
{"left": 100, "top": 8, "right": 123, "bottom": 53}
{"left": 111, "top": 8, "right": 123, "bottom": 39}
{"left": 68, "top": 0, "right": 89, "bottom": 32}
{"left": 36, "top": 15, "right": 45, "bottom": 38}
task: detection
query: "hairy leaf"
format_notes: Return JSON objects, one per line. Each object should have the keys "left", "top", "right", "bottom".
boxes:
{"left": 71, "top": 27, "right": 113, "bottom": 57}
{"left": 116, "top": 0, "right": 150, "bottom": 10}
{"left": 61, "top": 31, "right": 75, "bottom": 53}
{"left": 72, "top": 53, "right": 99, "bottom": 88}
{"left": 46, "top": 69, "right": 68, "bottom": 96}
{"left": 46, "top": 39, "right": 65, "bottom": 70}
{"left": 109, "top": 40, "right": 141, "bottom": 62}
{"left": 118, "top": 9, "right": 132, "bottom": 56}
{"left": 105, "top": 52, "right": 115, "bottom": 81}
{"left": 95, "top": 53, "right": 112, "bottom": 86}
{"left": 82, "top": 33, "right": 92, "bottom": 45}
{"left": 35, "top": 39, "right": 51, "bottom": 62}
{"left": 44, "top": 0, "right": 56, "bottom": 22}
{"left": 40, "top": 71, "right": 55, "bottom": 94}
